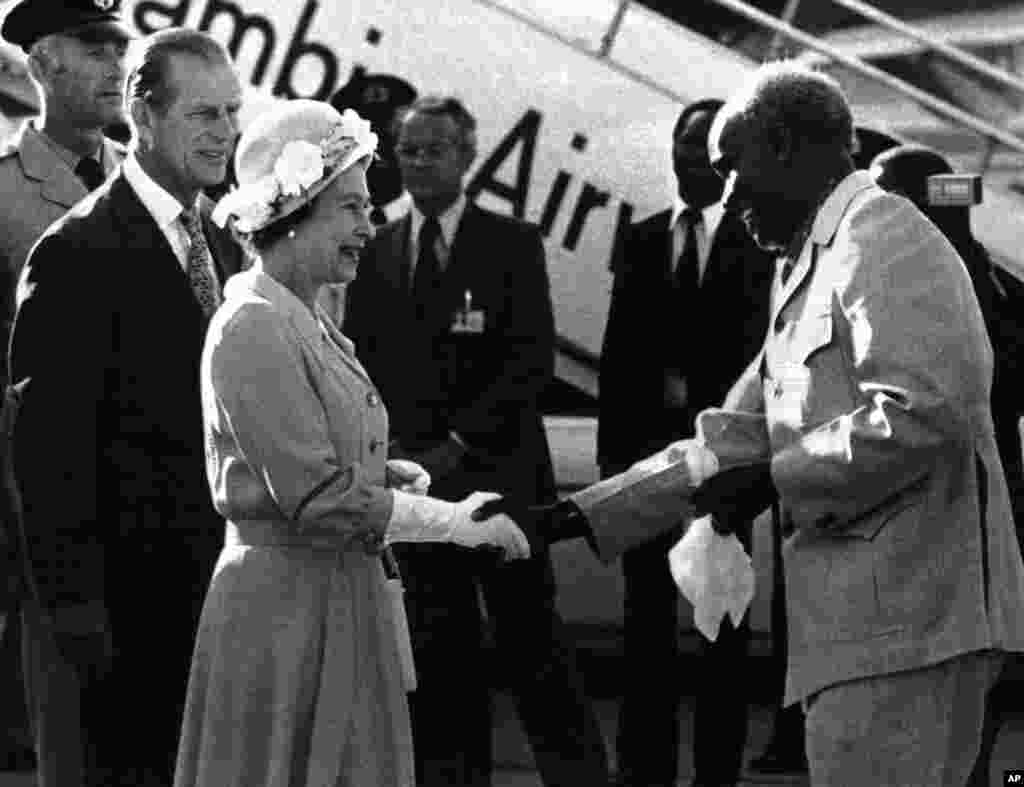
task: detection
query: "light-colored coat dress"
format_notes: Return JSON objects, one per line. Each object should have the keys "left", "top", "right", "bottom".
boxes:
{"left": 174, "top": 268, "right": 414, "bottom": 787}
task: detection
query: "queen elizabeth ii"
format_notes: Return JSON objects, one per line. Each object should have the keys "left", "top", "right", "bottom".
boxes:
{"left": 173, "top": 99, "right": 529, "bottom": 787}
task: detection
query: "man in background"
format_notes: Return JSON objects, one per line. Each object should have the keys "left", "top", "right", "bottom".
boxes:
{"left": 0, "top": 0, "right": 131, "bottom": 770}
{"left": 345, "top": 95, "right": 609, "bottom": 787}
{"left": 10, "top": 28, "right": 243, "bottom": 786}
{"left": 598, "top": 98, "right": 774, "bottom": 787}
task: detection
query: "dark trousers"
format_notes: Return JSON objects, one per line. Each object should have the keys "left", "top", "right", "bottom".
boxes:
{"left": 0, "top": 609, "right": 32, "bottom": 756}
{"left": 616, "top": 524, "right": 752, "bottom": 787}
{"left": 397, "top": 542, "right": 610, "bottom": 787}
{"left": 23, "top": 531, "right": 216, "bottom": 787}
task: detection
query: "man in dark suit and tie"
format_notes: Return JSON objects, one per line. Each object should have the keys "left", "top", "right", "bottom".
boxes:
{"left": 9, "top": 27, "right": 243, "bottom": 787}
{"left": 597, "top": 98, "right": 775, "bottom": 787}
{"left": 343, "top": 95, "right": 609, "bottom": 787}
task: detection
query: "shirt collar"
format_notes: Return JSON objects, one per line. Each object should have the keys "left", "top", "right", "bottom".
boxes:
{"left": 670, "top": 197, "right": 724, "bottom": 239}
{"left": 123, "top": 154, "right": 191, "bottom": 232}
{"left": 810, "top": 170, "right": 877, "bottom": 246}
{"left": 33, "top": 121, "right": 107, "bottom": 173}
{"left": 411, "top": 192, "right": 467, "bottom": 247}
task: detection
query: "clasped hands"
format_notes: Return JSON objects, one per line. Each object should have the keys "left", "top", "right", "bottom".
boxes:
{"left": 466, "top": 439, "right": 777, "bottom": 546}
{"left": 383, "top": 458, "right": 532, "bottom": 560}
{"left": 663, "top": 438, "right": 776, "bottom": 534}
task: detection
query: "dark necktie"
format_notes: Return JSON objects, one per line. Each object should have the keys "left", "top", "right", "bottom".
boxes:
{"left": 411, "top": 216, "right": 443, "bottom": 323}
{"left": 75, "top": 157, "right": 105, "bottom": 192}
{"left": 675, "top": 207, "right": 702, "bottom": 292}
{"left": 180, "top": 208, "right": 222, "bottom": 318}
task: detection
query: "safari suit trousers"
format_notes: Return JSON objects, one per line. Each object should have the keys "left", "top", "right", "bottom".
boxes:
{"left": 804, "top": 650, "right": 1002, "bottom": 787}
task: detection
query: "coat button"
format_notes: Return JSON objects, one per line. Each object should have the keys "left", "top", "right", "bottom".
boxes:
{"left": 367, "top": 391, "right": 379, "bottom": 407}
{"left": 369, "top": 438, "right": 382, "bottom": 453}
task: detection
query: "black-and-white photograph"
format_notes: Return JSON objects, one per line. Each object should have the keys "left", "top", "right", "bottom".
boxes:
{"left": 2, "top": 1, "right": 1023, "bottom": 785}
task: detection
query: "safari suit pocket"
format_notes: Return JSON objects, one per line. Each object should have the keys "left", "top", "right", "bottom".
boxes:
{"left": 766, "top": 314, "right": 834, "bottom": 430}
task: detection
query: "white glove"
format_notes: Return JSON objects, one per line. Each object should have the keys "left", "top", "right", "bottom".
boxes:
{"left": 386, "top": 459, "right": 431, "bottom": 495}
{"left": 386, "top": 490, "right": 531, "bottom": 560}
{"left": 663, "top": 439, "right": 720, "bottom": 485}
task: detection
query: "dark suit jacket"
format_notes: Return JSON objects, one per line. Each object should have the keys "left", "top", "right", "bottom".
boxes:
{"left": 597, "top": 207, "right": 775, "bottom": 474}
{"left": 9, "top": 170, "right": 243, "bottom": 610}
{"left": 343, "top": 201, "right": 556, "bottom": 505}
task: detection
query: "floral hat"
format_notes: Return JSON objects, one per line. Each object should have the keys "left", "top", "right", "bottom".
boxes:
{"left": 212, "top": 100, "right": 378, "bottom": 233}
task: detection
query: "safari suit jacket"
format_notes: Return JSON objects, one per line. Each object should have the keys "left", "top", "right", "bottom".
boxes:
{"left": 575, "top": 171, "right": 1024, "bottom": 706}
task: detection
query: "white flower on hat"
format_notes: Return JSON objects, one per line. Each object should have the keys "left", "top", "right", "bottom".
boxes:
{"left": 212, "top": 174, "right": 280, "bottom": 232}
{"left": 320, "top": 109, "right": 377, "bottom": 169}
{"left": 212, "top": 105, "right": 379, "bottom": 233}
{"left": 274, "top": 140, "right": 325, "bottom": 197}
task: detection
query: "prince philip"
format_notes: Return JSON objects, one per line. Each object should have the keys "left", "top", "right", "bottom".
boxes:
{"left": 9, "top": 28, "right": 243, "bottom": 787}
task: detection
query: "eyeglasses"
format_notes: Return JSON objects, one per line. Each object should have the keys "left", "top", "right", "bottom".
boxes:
{"left": 395, "top": 142, "right": 459, "bottom": 161}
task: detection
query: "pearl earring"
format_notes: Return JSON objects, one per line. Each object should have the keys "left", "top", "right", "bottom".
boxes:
{"left": 287, "top": 229, "right": 296, "bottom": 239}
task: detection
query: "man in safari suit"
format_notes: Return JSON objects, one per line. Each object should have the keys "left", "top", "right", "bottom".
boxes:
{"left": 482, "top": 60, "right": 1024, "bottom": 787}
{"left": 580, "top": 62, "right": 1024, "bottom": 787}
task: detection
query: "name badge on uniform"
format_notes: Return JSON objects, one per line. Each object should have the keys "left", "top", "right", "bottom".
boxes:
{"left": 451, "top": 289, "right": 485, "bottom": 334}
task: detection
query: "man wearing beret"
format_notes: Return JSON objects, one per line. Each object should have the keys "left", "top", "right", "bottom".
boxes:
{"left": 0, "top": 0, "right": 131, "bottom": 772}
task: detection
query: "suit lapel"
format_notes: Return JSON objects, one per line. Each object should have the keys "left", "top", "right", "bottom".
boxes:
{"left": 198, "top": 192, "right": 244, "bottom": 285}
{"left": 108, "top": 171, "right": 203, "bottom": 317}
{"left": 18, "top": 126, "right": 88, "bottom": 210}
{"left": 771, "top": 241, "right": 817, "bottom": 326}
{"left": 393, "top": 214, "right": 413, "bottom": 293}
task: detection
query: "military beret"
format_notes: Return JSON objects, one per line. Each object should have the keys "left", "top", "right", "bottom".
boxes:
{"left": 1, "top": 0, "right": 133, "bottom": 53}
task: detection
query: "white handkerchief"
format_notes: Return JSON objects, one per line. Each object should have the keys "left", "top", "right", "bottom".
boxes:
{"left": 668, "top": 515, "right": 755, "bottom": 642}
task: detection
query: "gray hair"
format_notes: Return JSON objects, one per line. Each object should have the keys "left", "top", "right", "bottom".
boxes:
{"left": 721, "top": 61, "right": 855, "bottom": 154}
{"left": 125, "top": 27, "right": 231, "bottom": 113}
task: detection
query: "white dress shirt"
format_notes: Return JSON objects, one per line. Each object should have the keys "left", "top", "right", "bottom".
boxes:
{"left": 123, "top": 154, "right": 195, "bottom": 272}
{"left": 408, "top": 192, "right": 467, "bottom": 281}
{"left": 670, "top": 198, "right": 724, "bottom": 285}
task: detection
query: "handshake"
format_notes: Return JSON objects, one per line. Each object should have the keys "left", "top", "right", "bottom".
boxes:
{"left": 461, "top": 438, "right": 777, "bottom": 561}
{"left": 390, "top": 437, "right": 777, "bottom": 563}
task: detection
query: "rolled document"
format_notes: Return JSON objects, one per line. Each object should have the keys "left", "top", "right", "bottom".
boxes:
{"left": 668, "top": 515, "right": 755, "bottom": 642}
{"left": 570, "top": 439, "right": 711, "bottom": 563}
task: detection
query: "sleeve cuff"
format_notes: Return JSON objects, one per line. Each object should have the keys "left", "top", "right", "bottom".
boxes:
{"left": 387, "top": 489, "right": 418, "bottom": 531}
